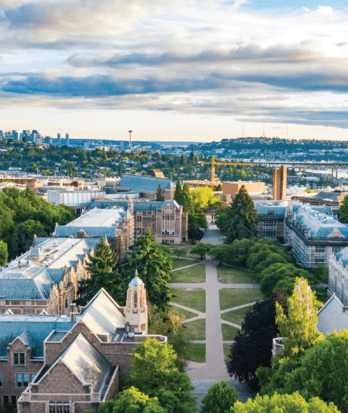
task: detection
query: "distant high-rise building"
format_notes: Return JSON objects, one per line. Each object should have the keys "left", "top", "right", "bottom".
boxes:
{"left": 273, "top": 165, "right": 287, "bottom": 200}
{"left": 0, "top": 131, "right": 4, "bottom": 141}
{"left": 66, "top": 133, "right": 69, "bottom": 147}
{"left": 57, "top": 133, "right": 61, "bottom": 146}
{"left": 12, "top": 130, "right": 18, "bottom": 140}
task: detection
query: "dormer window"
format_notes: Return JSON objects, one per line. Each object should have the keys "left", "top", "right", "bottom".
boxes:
{"left": 14, "top": 353, "right": 25, "bottom": 366}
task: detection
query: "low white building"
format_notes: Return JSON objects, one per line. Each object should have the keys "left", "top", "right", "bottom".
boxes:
{"left": 47, "top": 189, "right": 106, "bottom": 215}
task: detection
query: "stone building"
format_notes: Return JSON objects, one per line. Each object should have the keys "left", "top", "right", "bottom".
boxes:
{"left": 86, "top": 200, "right": 188, "bottom": 244}
{"left": 0, "top": 281, "right": 166, "bottom": 413}
{"left": 328, "top": 247, "right": 348, "bottom": 306}
{"left": 0, "top": 237, "right": 97, "bottom": 316}
{"left": 117, "top": 174, "right": 175, "bottom": 201}
{"left": 255, "top": 204, "right": 287, "bottom": 241}
{"left": 53, "top": 207, "right": 134, "bottom": 262}
{"left": 285, "top": 204, "right": 348, "bottom": 268}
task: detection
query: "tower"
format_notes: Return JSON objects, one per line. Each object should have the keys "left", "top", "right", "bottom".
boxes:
{"left": 125, "top": 270, "right": 148, "bottom": 334}
{"left": 129, "top": 130, "right": 132, "bottom": 150}
{"left": 66, "top": 133, "right": 70, "bottom": 147}
{"left": 57, "top": 133, "right": 61, "bottom": 146}
{"left": 273, "top": 165, "right": 287, "bottom": 200}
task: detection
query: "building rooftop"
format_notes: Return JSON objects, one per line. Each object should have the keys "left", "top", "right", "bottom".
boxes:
{"left": 317, "top": 294, "right": 348, "bottom": 336}
{"left": 118, "top": 174, "right": 174, "bottom": 193}
{"left": 293, "top": 205, "right": 348, "bottom": 238}
{"left": 55, "top": 207, "right": 127, "bottom": 238}
{"left": 0, "top": 237, "right": 98, "bottom": 301}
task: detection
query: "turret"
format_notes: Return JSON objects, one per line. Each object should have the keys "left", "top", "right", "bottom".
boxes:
{"left": 125, "top": 270, "right": 148, "bottom": 333}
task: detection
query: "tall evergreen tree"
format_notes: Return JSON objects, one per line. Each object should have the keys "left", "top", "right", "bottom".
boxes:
{"left": 156, "top": 184, "right": 165, "bottom": 201}
{"left": 225, "top": 185, "right": 257, "bottom": 244}
{"left": 123, "top": 228, "right": 172, "bottom": 311}
{"left": 338, "top": 194, "right": 348, "bottom": 223}
{"left": 75, "top": 237, "right": 123, "bottom": 306}
{"left": 174, "top": 179, "right": 182, "bottom": 203}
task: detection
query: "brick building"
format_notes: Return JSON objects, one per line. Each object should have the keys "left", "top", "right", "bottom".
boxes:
{"left": 53, "top": 207, "right": 134, "bottom": 262}
{"left": 86, "top": 200, "right": 188, "bottom": 244}
{"left": 0, "top": 279, "right": 166, "bottom": 413}
{"left": 273, "top": 166, "right": 287, "bottom": 200}
{"left": 0, "top": 237, "right": 97, "bottom": 316}
{"left": 222, "top": 181, "right": 268, "bottom": 200}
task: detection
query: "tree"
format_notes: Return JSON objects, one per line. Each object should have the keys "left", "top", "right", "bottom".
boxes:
{"left": 201, "top": 381, "right": 238, "bottom": 413}
{"left": 338, "top": 194, "right": 348, "bottom": 223}
{"left": 75, "top": 237, "right": 123, "bottom": 306}
{"left": 224, "top": 185, "right": 257, "bottom": 244}
{"left": 191, "top": 187, "right": 220, "bottom": 212}
{"left": 174, "top": 179, "right": 182, "bottom": 203}
{"left": 7, "top": 219, "right": 47, "bottom": 260}
{"left": 0, "top": 240, "right": 8, "bottom": 266}
{"left": 98, "top": 387, "right": 167, "bottom": 413}
{"left": 123, "top": 228, "right": 172, "bottom": 311}
{"left": 276, "top": 277, "right": 322, "bottom": 359}
{"left": 156, "top": 184, "right": 165, "bottom": 201}
{"left": 178, "top": 191, "right": 194, "bottom": 214}
{"left": 258, "top": 331, "right": 348, "bottom": 413}
{"left": 215, "top": 183, "right": 223, "bottom": 191}
{"left": 188, "top": 213, "right": 208, "bottom": 230}
{"left": 172, "top": 248, "right": 187, "bottom": 259}
{"left": 190, "top": 243, "right": 211, "bottom": 260}
{"left": 314, "top": 264, "right": 329, "bottom": 284}
{"left": 188, "top": 223, "right": 204, "bottom": 243}
{"left": 227, "top": 290, "right": 287, "bottom": 391}
{"left": 129, "top": 338, "right": 196, "bottom": 413}
{"left": 233, "top": 392, "right": 339, "bottom": 413}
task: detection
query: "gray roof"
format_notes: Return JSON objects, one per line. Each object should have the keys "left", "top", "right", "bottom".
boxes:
{"left": 118, "top": 174, "right": 174, "bottom": 193}
{"left": 59, "top": 332, "right": 111, "bottom": 394}
{"left": 55, "top": 208, "right": 127, "bottom": 238}
{"left": 0, "top": 314, "right": 74, "bottom": 358}
{"left": 0, "top": 237, "right": 97, "bottom": 302}
{"left": 335, "top": 247, "right": 348, "bottom": 267}
{"left": 256, "top": 206, "right": 287, "bottom": 216}
{"left": 317, "top": 294, "right": 348, "bottom": 336}
{"left": 86, "top": 199, "right": 180, "bottom": 211}
{"left": 129, "top": 273, "right": 144, "bottom": 287}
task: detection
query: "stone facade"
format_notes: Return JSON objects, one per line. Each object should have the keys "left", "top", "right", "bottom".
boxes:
{"left": 0, "top": 238, "right": 96, "bottom": 316}
{"left": 328, "top": 248, "right": 348, "bottom": 305}
{"left": 0, "top": 283, "right": 166, "bottom": 413}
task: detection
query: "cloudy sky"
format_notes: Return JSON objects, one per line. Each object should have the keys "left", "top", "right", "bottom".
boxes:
{"left": 0, "top": 0, "right": 347, "bottom": 142}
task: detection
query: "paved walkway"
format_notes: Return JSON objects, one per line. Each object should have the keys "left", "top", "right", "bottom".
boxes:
{"left": 172, "top": 262, "right": 203, "bottom": 272}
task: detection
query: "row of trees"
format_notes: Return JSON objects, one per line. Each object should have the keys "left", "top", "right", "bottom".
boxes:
{"left": 0, "top": 187, "right": 76, "bottom": 264}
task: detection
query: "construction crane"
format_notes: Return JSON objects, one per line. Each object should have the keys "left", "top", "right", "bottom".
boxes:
{"left": 200, "top": 156, "right": 253, "bottom": 187}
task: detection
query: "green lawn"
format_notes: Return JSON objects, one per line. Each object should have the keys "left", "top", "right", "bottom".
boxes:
{"left": 169, "top": 246, "right": 201, "bottom": 260}
{"left": 172, "top": 306, "right": 198, "bottom": 321}
{"left": 183, "top": 319, "right": 206, "bottom": 340}
{"left": 219, "top": 288, "right": 263, "bottom": 311}
{"left": 221, "top": 323, "right": 240, "bottom": 341}
{"left": 171, "top": 257, "right": 198, "bottom": 270}
{"left": 170, "top": 288, "right": 206, "bottom": 312}
{"left": 221, "top": 306, "right": 252, "bottom": 325}
{"left": 170, "top": 265, "right": 206, "bottom": 283}
{"left": 187, "top": 343, "right": 206, "bottom": 363}
{"left": 217, "top": 265, "right": 256, "bottom": 284}
{"left": 223, "top": 343, "right": 232, "bottom": 363}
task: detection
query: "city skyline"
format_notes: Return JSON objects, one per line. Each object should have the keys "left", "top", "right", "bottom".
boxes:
{"left": 0, "top": 0, "right": 347, "bottom": 142}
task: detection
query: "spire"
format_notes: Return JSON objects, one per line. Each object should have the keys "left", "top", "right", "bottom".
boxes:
{"left": 129, "top": 269, "right": 144, "bottom": 287}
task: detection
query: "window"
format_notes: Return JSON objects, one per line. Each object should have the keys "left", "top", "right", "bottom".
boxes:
{"left": 23, "top": 373, "right": 29, "bottom": 387}
{"left": 137, "top": 215, "right": 142, "bottom": 222}
{"left": 0, "top": 373, "right": 2, "bottom": 387}
{"left": 315, "top": 257, "right": 325, "bottom": 263}
{"left": 264, "top": 221, "right": 276, "bottom": 227}
{"left": 17, "top": 373, "right": 23, "bottom": 387}
{"left": 65, "top": 299, "right": 68, "bottom": 309}
{"left": 333, "top": 246, "right": 342, "bottom": 253}
{"left": 14, "top": 353, "right": 25, "bottom": 365}
{"left": 315, "top": 246, "right": 325, "bottom": 253}
{"left": 11, "top": 396, "right": 16, "bottom": 406}
{"left": 3, "top": 396, "right": 9, "bottom": 405}
{"left": 152, "top": 223, "right": 155, "bottom": 230}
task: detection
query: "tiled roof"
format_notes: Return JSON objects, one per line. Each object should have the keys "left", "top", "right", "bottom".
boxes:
{"left": 0, "top": 314, "right": 74, "bottom": 357}
{"left": 118, "top": 174, "right": 174, "bottom": 192}
{"left": 0, "top": 279, "right": 46, "bottom": 300}
{"left": 255, "top": 206, "right": 287, "bottom": 216}
{"left": 317, "top": 294, "right": 348, "bottom": 336}
{"left": 86, "top": 200, "right": 180, "bottom": 211}
{"left": 60, "top": 333, "right": 111, "bottom": 393}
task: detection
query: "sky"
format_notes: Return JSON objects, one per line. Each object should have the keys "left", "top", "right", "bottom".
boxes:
{"left": 0, "top": 0, "right": 348, "bottom": 142}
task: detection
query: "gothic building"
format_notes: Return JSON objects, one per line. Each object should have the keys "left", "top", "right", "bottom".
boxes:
{"left": 0, "top": 277, "right": 166, "bottom": 413}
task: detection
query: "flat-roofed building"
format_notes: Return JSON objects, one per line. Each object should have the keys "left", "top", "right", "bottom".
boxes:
{"left": 0, "top": 237, "right": 98, "bottom": 315}
{"left": 53, "top": 207, "right": 134, "bottom": 261}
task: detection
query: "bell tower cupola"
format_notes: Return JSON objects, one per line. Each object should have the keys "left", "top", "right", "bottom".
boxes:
{"left": 125, "top": 270, "right": 148, "bottom": 334}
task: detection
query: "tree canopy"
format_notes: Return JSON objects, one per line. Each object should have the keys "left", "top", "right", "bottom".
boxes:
{"left": 338, "top": 194, "right": 348, "bottom": 223}
{"left": 224, "top": 185, "right": 257, "bottom": 244}
{"left": 200, "top": 381, "right": 238, "bottom": 413}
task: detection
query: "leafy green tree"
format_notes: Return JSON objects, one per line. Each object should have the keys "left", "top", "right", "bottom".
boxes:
{"left": 225, "top": 185, "right": 257, "bottom": 244}
{"left": 0, "top": 207, "right": 14, "bottom": 240}
{"left": 76, "top": 237, "right": 123, "bottom": 306}
{"left": 190, "top": 243, "right": 211, "bottom": 260}
{"left": 0, "top": 240, "right": 8, "bottom": 266}
{"left": 188, "top": 213, "right": 208, "bottom": 230}
{"left": 314, "top": 264, "right": 329, "bottom": 284}
{"left": 178, "top": 191, "right": 194, "bottom": 215}
{"left": 215, "top": 183, "right": 223, "bottom": 191}
{"left": 338, "top": 194, "right": 348, "bottom": 223}
{"left": 129, "top": 338, "right": 196, "bottom": 413}
{"left": 191, "top": 186, "right": 220, "bottom": 212}
{"left": 123, "top": 228, "right": 172, "bottom": 311}
{"left": 7, "top": 219, "right": 47, "bottom": 260}
{"left": 99, "top": 387, "right": 167, "bottom": 413}
{"left": 276, "top": 277, "right": 322, "bottom": 359}
{"left": 233, "top": 392, "right": 339, "bottom": 413}
{"left": 258, "top": 331, "right": 348, "bottom": 413}
{"left": 172, "top": 248, "right": 187, "bottom": 259}
{"left": 174, "top": 179, "right": 182, "bottom": 203}
{"left": 188, "top": 223, "right": 204, "bottom": 243}
{"left": 201, "top": 381, "right": 238, "bottom": 413}
{"left": 227, "top": 289, "right": 287, "bottom": 391}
